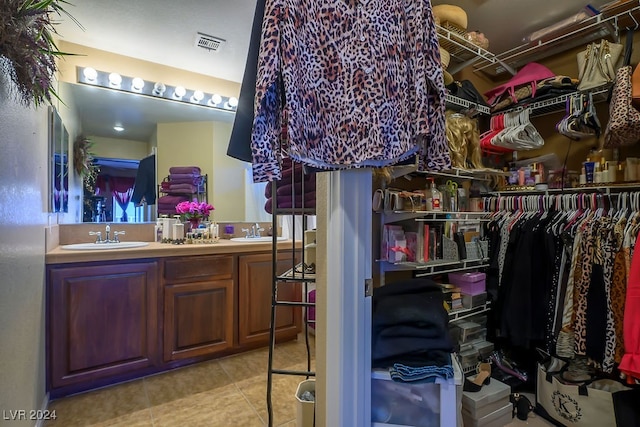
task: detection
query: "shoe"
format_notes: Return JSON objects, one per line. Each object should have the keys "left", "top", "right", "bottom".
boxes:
{"left": 462, "top": 368, "right": 491, "bottom": 393}
{"left": 478, "top": 362, "right": 491, "bottom": 385}
{"left": 489, "top": 351, "right": 528, "bottom": 383}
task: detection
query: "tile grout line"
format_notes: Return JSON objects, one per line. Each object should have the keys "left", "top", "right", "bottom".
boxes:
{"left": 234, "top": 382, "right": 268, "bottom": 426}
{"left": 218, "top": 359, "right": 267, "bottom": 425}
{"left": 142, "top": 378, "right": 157, "bottom": 427}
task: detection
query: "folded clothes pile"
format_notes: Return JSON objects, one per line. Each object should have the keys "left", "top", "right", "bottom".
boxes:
{"left": 264, "top": 159, "right": 316, "bottom": 213}
{"left": 373, "top": 278, "right": 454, "bottom": 382}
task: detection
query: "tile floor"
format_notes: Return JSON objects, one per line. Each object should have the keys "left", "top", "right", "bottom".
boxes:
{"left": 45, "top": 335, "right": 316, "bottom": 427}
{"left": 45, "top": 334, "right": 552, "bottom": 427}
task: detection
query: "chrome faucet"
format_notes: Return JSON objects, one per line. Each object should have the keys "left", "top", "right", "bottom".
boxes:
{"left": 241, "top": 223, "right": 265, "bottom": 238}
{"left": 253, "top": 223, "right": 264, "bottom": 238}
{"left": 88, "top": 224, "right": 125, "bottom": 243}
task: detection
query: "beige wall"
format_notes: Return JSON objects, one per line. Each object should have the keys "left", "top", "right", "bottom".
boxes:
{"left": 157, "top": 121, "right": 250, "bottom": 222}
{"left": 91, "top": 136, "right": 150, "bottom": 161}
{"left": 211, "top": 122, "right": 251, "bottom": 221}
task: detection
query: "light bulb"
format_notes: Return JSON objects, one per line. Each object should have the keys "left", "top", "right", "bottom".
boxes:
{"left": 131, "top": 77, "right": 145, "bottom": 92}
{"left": 83, "top": 67, "right": 98, "bottom": 82}
{"left": 174, "top": 86, "right": 186, "bottom": 99}
{"left": 153, "top": 82, "right": 166, "bottom": 96}
{"left": 191, "top": 90, "right": 205, "bottom": 103}
{"left": 208, "top": 94, "right": 223, "bottom": 106}
{"left": 108, "top": 73, "right": 122, "bottom": 88}
{"left": 228, "top": 96, "right": 239, "bottom": 107}
{"left": 113, "top": 125, "right": 124, "bottom": 132}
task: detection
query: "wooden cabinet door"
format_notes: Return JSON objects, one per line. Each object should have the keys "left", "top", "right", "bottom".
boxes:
{"left": 48, "top": 261, "right": 158, "bottom": 389}
{"left": 163, "top": 279, "right": 234, "bottom": 361}
{"left": 238, "top": 252, "right": 302, "bottom": 346}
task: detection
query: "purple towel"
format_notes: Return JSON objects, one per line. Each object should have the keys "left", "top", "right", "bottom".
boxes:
{"left": 265, "top": 173, "right": 316, "bottom": 197}
{"left": 265, "top": 196, "right": 316, "bottom": 214}
{"left": 170, "top": 173, "right": 202, "bottom": 180}
{"left": 157, "top": 195, "right": 190, "bottom": 205}
{"left": 168, "top": 184, "right": 197, "bottom": 193}
{"left": 169, "top": 166, "right": 201, "bottom": 175}
{"left": 167, "top": 178, "right": 201, "bottom": 185}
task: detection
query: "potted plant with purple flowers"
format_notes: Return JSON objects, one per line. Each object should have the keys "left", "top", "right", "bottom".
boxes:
{"left": 175, "top": 200, "right": 214, "bottom": 231}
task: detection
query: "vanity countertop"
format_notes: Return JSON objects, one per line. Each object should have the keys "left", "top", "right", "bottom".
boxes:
{"left": 46, "top": 239, "right": 298, "bottom": 264}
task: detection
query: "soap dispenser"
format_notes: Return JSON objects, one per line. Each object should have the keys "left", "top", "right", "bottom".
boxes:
{"left": 425, "top": 178, "right": 442, "bottom": 212}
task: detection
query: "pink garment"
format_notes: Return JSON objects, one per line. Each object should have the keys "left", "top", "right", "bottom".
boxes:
{"left": 619, "top": 240, "right": 640, "bottom": 381}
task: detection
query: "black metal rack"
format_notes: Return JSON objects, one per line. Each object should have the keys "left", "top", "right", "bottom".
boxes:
{"left": 266, "top": 165, "right": 317, "bottom": 427}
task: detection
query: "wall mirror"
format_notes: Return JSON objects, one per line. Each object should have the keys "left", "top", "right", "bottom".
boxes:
{"left": 49, "top": 107, "right": 69, "bottom": 213}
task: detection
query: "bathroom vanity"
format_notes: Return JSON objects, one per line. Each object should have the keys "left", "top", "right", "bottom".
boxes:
{"left": 45, "top": 239, "right": 301, "bottom": 398}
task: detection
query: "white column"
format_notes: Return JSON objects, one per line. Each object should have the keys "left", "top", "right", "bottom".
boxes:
{"left": 316, "top": 169, "right": 372, "bottom": 427}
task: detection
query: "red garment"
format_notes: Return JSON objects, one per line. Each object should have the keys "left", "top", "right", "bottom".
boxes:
{"left": 619, "top": 243, "right": 640, "bottom": 381}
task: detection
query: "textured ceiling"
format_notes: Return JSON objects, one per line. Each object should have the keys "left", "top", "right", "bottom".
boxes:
{"left": 54, "top": 0, "right": 617, "bottom": 144}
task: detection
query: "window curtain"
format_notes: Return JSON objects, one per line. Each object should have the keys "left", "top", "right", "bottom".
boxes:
{"left": 110, "top": 177, "right": 135, "bottom": 222}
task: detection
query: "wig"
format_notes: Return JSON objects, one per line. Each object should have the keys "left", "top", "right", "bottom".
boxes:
{"left": 445, "top": 110, "right": 483, "bottom": 170}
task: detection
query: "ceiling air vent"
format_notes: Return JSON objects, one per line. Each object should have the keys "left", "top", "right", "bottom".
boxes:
{"left": 195, "top": 32, "right": 225, "bottom": 52}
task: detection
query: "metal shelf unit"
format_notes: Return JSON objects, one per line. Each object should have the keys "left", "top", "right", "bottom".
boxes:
{"left": 475, "top": 1, "right": 640, "bottom": 77}
{"left": 266, "top": 179, "right": 316, "bottom": 427}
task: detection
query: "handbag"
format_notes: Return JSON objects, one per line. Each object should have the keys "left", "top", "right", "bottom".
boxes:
{"left": 604, "top": 30, "right": 640, "bottom": 148}
{"left": 536, "top": 363, "right": 635, "bottom": 427}
{"left": 446, "top": 80, "right": 489, "bottom": 108}
{"left": 632, "top": 62, "right": 640, "bottom": 108}
{"left": 577, "top": 39, "right": 624, "bottom": 91}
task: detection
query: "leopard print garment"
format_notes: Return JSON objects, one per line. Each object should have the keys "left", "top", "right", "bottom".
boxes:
{"left": 574, "top": 220, "right": 598, "bottom": 356}
{"left": 597, "top": 218, "right": 617, "bottom": 373}
{"left": 251, "top": 0, "right": 451, "bottom": 182}
{"left": 612, "top": 218, "right": 627, "bottom": 364}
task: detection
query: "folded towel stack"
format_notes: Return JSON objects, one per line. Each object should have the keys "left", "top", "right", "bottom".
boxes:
{"left": 160, "top": 166, "right": 206, "bottom": 195}
{"left": 264, "top": 159, "right": 316, "bottom": 214}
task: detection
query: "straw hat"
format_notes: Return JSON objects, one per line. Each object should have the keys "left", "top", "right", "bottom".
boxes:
{"left": 439, "top": 46, "right": 454, "bottom": 85}
{"left": 433, "top": 4, "right": 468, "bottom": 31}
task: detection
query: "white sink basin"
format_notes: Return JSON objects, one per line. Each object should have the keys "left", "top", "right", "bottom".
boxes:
{"left": 230, "top": 236, "right": 287, "bottom": 243}
{"left": 61, "top": 241, "right": 150, "bottom": 250}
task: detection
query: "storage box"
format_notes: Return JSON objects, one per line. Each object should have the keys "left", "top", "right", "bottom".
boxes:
{"left": 462, "top": 401, "right": 512, "bottom": 427}
{"left": 371, "top": 365, "right": 462, "bottom": 427}
{"left": 455, "top": 321, "right": 482, "bottom": 342}
{"left": 449, "top": 272, "right": 486, "bottom": 296}
{"left": 462, "top": 292, "right": 487, "bottom": 309}
{"left": 296, "top": 380, "right": 315, "bottom": 427}
{"left": 472, "top": 341, "right": 495, "bottom": 360}
{"left": 462, "top": 378, "right": 511, "bottom": 419}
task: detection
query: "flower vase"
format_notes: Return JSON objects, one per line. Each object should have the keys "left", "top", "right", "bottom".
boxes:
{"left": 188, "top": 217, "right": 201, "bottom": 232}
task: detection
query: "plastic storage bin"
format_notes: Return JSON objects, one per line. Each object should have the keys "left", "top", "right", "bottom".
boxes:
{"left": 371, "top": 360, "right": 462, "bottom": 427}
{"left": 448, "top": 272, "right": 486, "bottom": 296}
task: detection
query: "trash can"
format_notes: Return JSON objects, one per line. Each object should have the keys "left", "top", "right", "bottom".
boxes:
{"left": 295, "top": 379, "right": 315, "bottom": 427}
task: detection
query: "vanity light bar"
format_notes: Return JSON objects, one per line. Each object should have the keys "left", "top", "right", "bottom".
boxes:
{"left": 76, "top": 67, "right": 238, "bottom": 112}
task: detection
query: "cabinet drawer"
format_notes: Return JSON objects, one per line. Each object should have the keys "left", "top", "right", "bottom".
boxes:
{"left": 164, "top": 255, "right": 233, "bottom": 282}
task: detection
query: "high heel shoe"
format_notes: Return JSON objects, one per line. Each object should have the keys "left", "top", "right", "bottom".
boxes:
{"left": 463, "top": 362, "right": 492, "bottom": 392}
{"left": 488, "top": 351, "right": 528, "bottom": 383}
